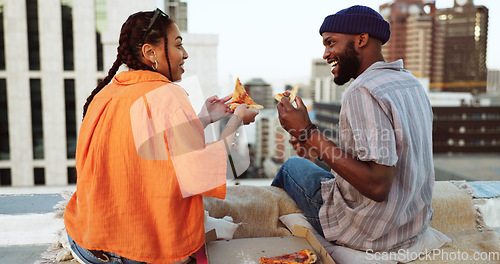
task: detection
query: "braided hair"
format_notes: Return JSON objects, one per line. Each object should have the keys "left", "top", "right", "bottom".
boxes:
{"left": 82, "top": 11, "right": 174, "bottom": 118}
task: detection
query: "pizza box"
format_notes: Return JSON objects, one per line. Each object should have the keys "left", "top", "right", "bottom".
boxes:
{"left": 205, "top": 225, "right": 335, "bottom": 264}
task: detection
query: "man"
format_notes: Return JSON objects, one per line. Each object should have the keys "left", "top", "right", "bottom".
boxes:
{"left": 273, "top": 5, "right": 435, "bottom": 252}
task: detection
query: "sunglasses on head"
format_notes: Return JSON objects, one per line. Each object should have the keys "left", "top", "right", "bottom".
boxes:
{"left": 142, "top": 8, "right": 169, "bottom": 41}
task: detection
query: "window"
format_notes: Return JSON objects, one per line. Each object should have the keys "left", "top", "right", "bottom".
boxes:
{"left": 26, "top": 0, "right": 40, "bottom": 70}
{"left": 67, "top": 167, "right": 76, "bottom": 184}
{"left": 61, "top": 1, "right": 74, "bottom": 71}
{"left": 96, "top": 32, "right": 103, "bottom": 71}
{"left": 30, "top": 79, "right": 44, "bottom": 159}
{"left": 0, "top": 168, "right": 11, "bottom": 186}
{"left": 0, "top": 2, "right": 5, "bottom": 70}
{"left": 65, "top": 79, "right": 76, "bottom": 159}
{"left": 0, "top": 79, "right": 9, "bottom": 160}
{"left": 34, "top": 167, "right": 45, "bottom": 185}
{"left": 95, "top": 0, "right": 106, "bottom": 71}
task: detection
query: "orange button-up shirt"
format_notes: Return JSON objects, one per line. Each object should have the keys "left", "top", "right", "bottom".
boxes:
{"left": 65, "top": 70, "right": 226, "bottom": 263}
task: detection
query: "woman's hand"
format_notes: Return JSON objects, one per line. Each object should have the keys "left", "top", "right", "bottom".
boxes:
{"left": 199, "top": 94, "right": 233, "bottom": 126}
{"left": 234, "top": 104, "right": 259, "bottom": 125}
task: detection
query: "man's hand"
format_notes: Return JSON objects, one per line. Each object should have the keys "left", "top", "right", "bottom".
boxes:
{"left": 290, "top": 136, "right": 320, "bottom": 159}
{"left": 277, "top": 95, "right": 312, "bottom": 138}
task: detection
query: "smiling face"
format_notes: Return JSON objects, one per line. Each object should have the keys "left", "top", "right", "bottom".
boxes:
{"left": 144, "top": 23, "right": 188, "bottom": 82}
{"left": 322, "top": 32, "right": 361, "bottom": 85}
{"left": 160, "top": 23, "right": 188, "bottom": 82}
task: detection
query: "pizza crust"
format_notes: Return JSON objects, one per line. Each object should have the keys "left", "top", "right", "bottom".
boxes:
{"left": 260, "top": 249, "right": 317, "bottom": 264}
{"left": 289, "top": 85, "right": 299, "bottom": 103}
{"left": 274, "top": 85, "right": 299, "bottom": 103}
{"left": 230, "top": 103, "right": 264, "bottom": 111}
{"left": 274, "top": 93, "right": 285, "bottom": 102}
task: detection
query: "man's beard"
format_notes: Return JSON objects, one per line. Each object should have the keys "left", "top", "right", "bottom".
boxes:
{"left": 333, "top": 41, "right": 360, "bottom": 85}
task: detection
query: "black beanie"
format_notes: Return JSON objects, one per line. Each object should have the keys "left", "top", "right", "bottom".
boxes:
{"left": 319, "top": 5, "right": 391, "bottom": 45}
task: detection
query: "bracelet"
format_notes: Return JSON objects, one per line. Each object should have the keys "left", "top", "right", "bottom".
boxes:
{"left": 223, "top": 115, "right": 243, "bottom": 131}
{"left": 233, "top": 114, "right": 243, "bottom": 125}
{"left": 297, "top": 123, "right": 318, "bottom": 144}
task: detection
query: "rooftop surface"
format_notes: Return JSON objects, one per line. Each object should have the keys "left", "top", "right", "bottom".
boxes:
{"left": 434, "top": 153, "right": 500, "bottom": 181}
{"left": 0, "top": 154, "right": 499, "bottom": 264}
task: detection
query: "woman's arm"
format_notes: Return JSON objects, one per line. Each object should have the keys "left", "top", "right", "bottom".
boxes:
{"left": 218, "top": 104, "right": 258, "bottom": 151}
{"left": 198, "top": 94, "right": 233, "bottom": 128}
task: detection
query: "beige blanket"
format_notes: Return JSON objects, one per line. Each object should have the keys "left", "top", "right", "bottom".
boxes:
{"left": 204, "top": 185, "right": 302, "bottom": 238}
{"left": 40, "top": 182, "right": 499, "bottom": 263}
{"left": 412, "top": 181, "right": 500, "bottom": 264}
{"left": 204, "top": 182, "right": 500, "bottom": 264}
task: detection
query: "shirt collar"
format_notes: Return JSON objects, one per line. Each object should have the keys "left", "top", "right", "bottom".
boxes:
{"left": 363, "top": 59, "right": 404, "bottom": 73}
{"left": 347, "top": 60, "right": 405, "bottom": 91}
{"left": 112, "top": 70, "right": 171, "bottom": 85}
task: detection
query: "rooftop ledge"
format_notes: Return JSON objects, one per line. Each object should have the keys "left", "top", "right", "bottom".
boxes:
{"left": 0, "top": 180, "right": 498, "bottom": 264}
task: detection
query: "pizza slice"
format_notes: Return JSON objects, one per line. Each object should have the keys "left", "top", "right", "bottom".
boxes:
{"left": 275, "top": 85, "right": 299, "bottom": 103}
{"left": 260, "top": 249, "right": 317, "bottom": 264}
{"left": 229, "top": 78, "right": 264, "bottom": 111}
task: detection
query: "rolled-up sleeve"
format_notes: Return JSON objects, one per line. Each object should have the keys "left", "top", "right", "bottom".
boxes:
{"left": 130, "top": 84, "right": 227, "bottom": 198}
{"left": 343, "top": 86, "right": 398, "bottom": 166}
{"left": 165, "top": 108, "right": 227, "bottom": 198}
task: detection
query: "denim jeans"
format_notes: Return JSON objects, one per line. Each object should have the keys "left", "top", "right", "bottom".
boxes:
{"left": 67, "top": 234, "right": 148, "bottom": 264}
{"left": 271, "top": 156, "right": 334, "bottom": 236}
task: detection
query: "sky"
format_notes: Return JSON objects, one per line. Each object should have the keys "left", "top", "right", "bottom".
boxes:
{"left": 180, "top": 0, "right": 499, "bottom": 90}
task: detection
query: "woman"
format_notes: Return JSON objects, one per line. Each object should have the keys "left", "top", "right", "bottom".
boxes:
{"left": 64, "top": 9, "right": 258, "bottom": 264}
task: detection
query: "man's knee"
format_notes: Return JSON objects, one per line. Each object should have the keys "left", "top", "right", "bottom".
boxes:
{"left": 273, "top": 157, "right": 304, "bottom": 187}
{"left": 281, "top": 156, "right": 308, "bottom": 171}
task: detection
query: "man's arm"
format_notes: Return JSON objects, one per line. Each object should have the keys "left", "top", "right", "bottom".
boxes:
{"left": 306, "top": 129, "right": 394, "bottom": 202}
{"left": 277, "top": 96, "right": 394, "bottom": 202}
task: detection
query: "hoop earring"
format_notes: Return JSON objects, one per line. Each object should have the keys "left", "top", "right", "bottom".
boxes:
{"left": 151, "top": 59, "right": 158, "bottom": 71}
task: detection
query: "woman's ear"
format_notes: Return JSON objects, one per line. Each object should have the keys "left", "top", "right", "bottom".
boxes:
{"left": 141, "top": 43, "right": 156, "bottom": 64}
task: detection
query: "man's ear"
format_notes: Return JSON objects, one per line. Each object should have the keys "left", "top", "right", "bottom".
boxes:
{"left": 141, "top": 44, "right": 156, "bottom": 63}
{"left": 357, "top": 33, "right": 369, "bottom": 48}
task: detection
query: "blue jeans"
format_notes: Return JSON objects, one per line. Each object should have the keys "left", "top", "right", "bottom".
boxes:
{"left": 271, "top": 157, "right": 334, "bottom": 236}
{"left": 67, "top": 234, "right": 148, "bottom": 264}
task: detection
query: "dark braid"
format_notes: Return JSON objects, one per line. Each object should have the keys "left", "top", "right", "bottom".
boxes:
{"left": 82, "top": 56, "right": 122, "bottom": 117}
{"left": 82, "top": 11, "right": 174, "bottom": 119}
{"left": 163, "top": 34, "right": 173, "bottom": 81}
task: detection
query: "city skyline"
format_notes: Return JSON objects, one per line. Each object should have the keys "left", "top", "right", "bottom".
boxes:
{"left": 1, "top": 0, "right": 498, "bottom": 187}
{"left": 181, "top": 0, "right": 499, "bottom": 90}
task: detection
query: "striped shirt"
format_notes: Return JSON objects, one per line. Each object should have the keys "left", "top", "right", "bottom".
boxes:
{"left": 318, "top": 60, "right": 435, "bottom": 252}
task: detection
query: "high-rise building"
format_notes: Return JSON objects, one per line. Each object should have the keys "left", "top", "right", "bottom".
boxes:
{"left": 254, "top": 110, "right": 294, "bottom": 178}
{"left": 405, "top": 14, "right": 435, "bottom": 79}
{"left": 0, "top": 0, "right": 218, "bottom": 187}
{"left": 380, "top": 0, "right": 443, "bottom": 84}
{"left": 243, "top": 78, "right": 274, "bottom": 109}
{"left": 436, "top": 0, "right": 488, "bottom": 93}
{"left": 315, "top": 101, "right": 500, "bottom": 154}
{"left": 380, "top": 0, "right": 432, "bottom": 63}
{"left": 308, "top": 59, "right": 331, "bottom": 101}
{"left": 380, "top": 0, "right": 488, "bottom": 94}
{"left": 380, "top": 0, "right": 404, "bottom": 61}
{"left": 310, "top": 58, "right": 350, "bottom": 103}
{"left": 164, "top": 0, "right": 188, "bottom": 32}
{"left": 0, "top": 0, "right": 123, "bottom": 186}
{"left": 487, "top": 70, "right": 500, "bottom": 95}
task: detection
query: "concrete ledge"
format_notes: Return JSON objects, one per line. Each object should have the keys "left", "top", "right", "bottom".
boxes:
{"left": 0, "top": 180, "right": 498, "bottom": 264}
